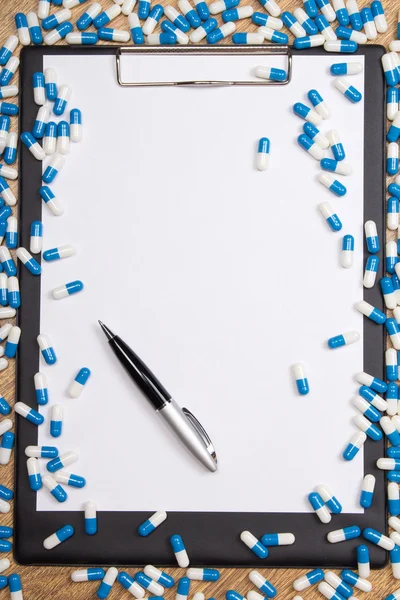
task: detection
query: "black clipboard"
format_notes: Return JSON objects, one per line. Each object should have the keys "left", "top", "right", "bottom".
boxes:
{"left": 15, "top": 44, "right": 386, "bottom": 568}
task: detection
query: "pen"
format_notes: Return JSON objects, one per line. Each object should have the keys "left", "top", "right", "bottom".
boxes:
{"left": 98, "top": 321, "right": 218, "bottom": 473}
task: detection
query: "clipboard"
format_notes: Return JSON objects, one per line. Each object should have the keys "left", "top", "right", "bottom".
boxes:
{"left": 15, "top": 44, "right": 386, "bottom": 568}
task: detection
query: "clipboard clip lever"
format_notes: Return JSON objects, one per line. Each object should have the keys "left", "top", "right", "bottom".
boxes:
{"left": 182, "top": 407, "right": 217, "bottom": 463}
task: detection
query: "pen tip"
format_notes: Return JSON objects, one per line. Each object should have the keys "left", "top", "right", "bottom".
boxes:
{"left": 98, "top": 320, "right": 115, "bottom": 341}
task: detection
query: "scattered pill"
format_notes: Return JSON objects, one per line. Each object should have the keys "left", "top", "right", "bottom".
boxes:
{"left": 84, "top": 500, "right": 97, "bottom": 535}
{"left": 171, "top": 534, "right": 191, "bottom": 566}
{"left": 37, "top": 333, "right": 57, "bottom": 365}
{"left": 355, "top": 300, "right": 385, "bottom": 325}
{"left": 47, "top": 450, "right": 79, "bottom": 473}
{"left": 330, "top": 61, "right": 362, "bottom": 75}
{"left": 50, "top": 404, "right": 63, "bottom": 438}
{"left": 40, "top": 185, "right": 63, "bottom": 216}
{"left": 27, "top": 457, "right": 42, "bottom": 491}
{"left": 44, "top": 21, "right": 73, "bottom": 45}
{"left": 293, "top": 7, "right": 317, "bottom": 34}
{"left": 0, "top": 36, "right": 18, "bottom": 67}
{"left": 15, "top": 402, "right": 44, "bottom": 425}
{"left": 70, "top": 108, "right": 82, "bottom": 142}
{"left": 16, "top": 247, "right": 41, "bottom": 275}
{"left": 261, "top": 533, "right": 295, "bottom": 546}
{"left": 318, "top": 172, "right": 346, "bottom": 196}
{"left": 371, "top": 0, "right": 387, "bottom": 33}
{"left": 77, "top": 3, "right": 102, "bottom": 29}
{"left": 315, "top": 14, "right": 337, "bottom": 41}
{"left": 292, "top": 363, "right": 309, "bottom": 395}
{"left": 308, "top": 492, "right": 331, "bottom": 523}
{"left": 9, "top": 575, "right": 23, "bottom": 598}
{"left": 72, "top": 568, "right": 106, "bottom": 582}
{"left": 223, "top": 6, "right": 253, "bottom": 21}
{"left": 0, "top": 432, "right": 13, "bottom": 465}
{"left": 388, "top": 197, "right": 400, "bottom": 230}
{"left": 318, "top": 202, "right": 342, "bottom": 231}
{"left": 27, "top": 12, "right": 43, "bottom": 44}
{"left": 342, "top": 431, "right": 366, "bottom": 460}
{"left": 42, "top": 8, "right": 72, "bottom": 30}
{"left": 327, "top": 526, "right": 360, "bottom": 544}
{"left": 26, "top": 445, "right": 58, "bottom": 458}
{"left": 43, "top": 122, "right": 57, "bottom": 155}
{"left": 387, "top": 382, "right": 398, "bottom": 416}
{"left": 135, "top": 572, "right": 164, "bottom": 595}
{"left": 360, "top": 473, "right": 375, "bottom": 508}
{"left": 144, "top": 566, "right": 174, "bottom": 588}
{"left": 293, "top": 569, "right": 324, "bottom": 591}
{"left": 0, "top": 56, "right": 20, "bottom": 86}
{"left": 356, "top": 373, "right": 387, "bottom": 395}
{"left": 207, "top": 21, "right": 235, "bottom": 43}
{"left": 32, "top": 72, "right": 45, "bottom": 106}
{"left": 340, "top": 234, "right": 354, "bottom": 268}
{"left": 117, "top": 572, "right": 145, "bottom": 598}
{"left": 138, "top": 510, "right": 167, "bottom": 536}
{"left": 293, "top": 102, "right": 322, "bottom": 125}
{"left": 44, "top": 525, "right": 74, "bottom": 550}
{"left": 334, "top": 76, "right": 362, "bottom": 102}
{"left": 281, "top": 11, "right": 306, "bottom": 38}
{"left": 315, "top": 484, "right": 342, "bottom": 514}
{"left": 324, "top": 572, "right": 353, "bottom": 599}
{"left": 363, "top": 527, "right": 395, "bottom": 550}
{"left": 298, "top": 134, "right": 325, "bottom": 160}
{"left": 294, "top": 34, "right": 325, "bottom": 48}
{"left": 54, "top": 471, "right": 86, "bottom": 488}
{"left": 255, "top": 137, "right": 270, "bottom": 170}
{"left": 43, "top": 152, "right": 65, "bottom": 184}
{"left": 5, "top": 325, "right": 20, "bottom": 358}
{"left": 21, "top": 131, "right": 45, "bottom": 160}
{"left": 248, "top": 571, "right": 276, "bottom": 598}
{"left": 6, "top": 216, "right": 17, "bottom": 246}
{"left": 15, "top": 13, "right": 31, "bottom": 46}
{"left": 240, "top": 531, "right": 268, "bottom": 558}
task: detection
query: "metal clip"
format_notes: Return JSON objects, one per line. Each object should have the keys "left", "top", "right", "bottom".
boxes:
{"left": 115, "top": 45, "right": 292, "bottom": 87}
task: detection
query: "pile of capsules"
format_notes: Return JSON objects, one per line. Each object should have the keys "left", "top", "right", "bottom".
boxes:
{"left": 2, "top": 0, "right": 400, "bottom": 598}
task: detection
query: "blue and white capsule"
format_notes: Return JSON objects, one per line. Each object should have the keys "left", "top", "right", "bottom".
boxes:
{"left": 298, "top": 134, "right": 326, "bottom": 160}
{"left": 70, "top": 109, "right": 82, "bottom": 142}
{"left": 84, "top": 500, "right": 97, "bottom": 535}
{"left": 0, "top": 487, "right": 12, "bottom": 502}
{"left": 388, "top": 142, "right": 400, "bottom": 176}
{"left": 327, "top": 525, "right": 361, "bottom": 543}
{"left": 21, "top": 131, "right": 45, "bottom": 160}
{"left": 143, "top": 5, "right": 164, "bottom": 34}
{"left": 341, "top": 569, "right": 372, "bottom": 592}
{"left": 0, "top": 393, "right": 10, "bottom": 415}
{"left": 308, "top": 89, "right": 330, "bottom": 119}
{"left": 327, "top": 130, "right": 345, "bottom": 162}
{"left": 257, "top": 27, "right": 288, "bottom": 43}
{"left": 26, "top": 445, "right": 58, "bottom": 459}
{"left": 260, "top": 533, "right": 295, "bottom": 547}
{"left": 30, "top": 221, "right": 43, "bottom": 255}
{"left": 43, "top": 21, "right": 73, "bottom": 45}
{"left": 0, "top": 36, "right": 18, "bottom": 67}
{"left": 207, "top": 21, "right": 235, "bottom": 43}
{"left": 315, "top": 0, "right": 335, "bottom": 21}
{"left": 352, "top": 396, "right": 379, "bottom": 423}
{"left": 44, "top": 67, "right": 57, "bottom": 102}
{"left": 387, "top": 240, "right": 398, "bottom": 274}
{"left": 15, "top": 13, "right": 31, "bottom": 46}
{"left": 52, "top": 280, "right": 84, "bottom": 300}
{"left": 44, "top": 524, "right": 74, "bottom": 550}
{"left": 128, "top": 13, "right": 145, "bottom": 43}
{"left": 176, "top": 577, "right": 190, "bottom": 600}
{"left": 252, "top": 12, "right": 282, "bottom": 29}
{"left": 315, "top": 484, "right": 342, "bottom": 514}
{"left": 47, "top": 450, "right": 79, "bottom": 473}
{"left": 209, "top": 0, "right": 238, "bottom": 14}
{"left": 171, "top": 533, "right": 190, "bottom": 566}
{"left": 364, "top": 220, "right": 379, "bottom": 254}
{"left": 254, "top": 137, "right": 270, "bottom": 170}
{"left": 5, "top": 217, "right": 17, "bottom": 248}
{"left": 53, "top": 84, "right": 71, "bottom": 116}
{"left": 37, "top": 333, "right": 56, "bottom": 365}
{"left": 71, "top": 568, "right": 105, "bottom": 582}
{"left": 164, "top": 6, "right": 190, "bottom": 31}
{"left": 27, "top": 457, "right": 42, "bottom": 491}
{"left": 15, "top": 401, "right": 44, "bottom": 425}
{"left": 331, "top": 0, "right": 349, "bottom": 25}
{"left": 0, "top": 247, "right": 16, "bottom": 276}
{"left": 354, "top": 413, "right": 382, "bottom": 440}
{"left": 292, "top": 363, "right": 309, "bottom": 395}
{"left": 0, "top": 56, "right": 19, "bottom": 86}
{"left": 0, "top": 115, "right": 10, "bottom": 155}
{"left": 192, "top": 0, "right": 210, "bottom": 20}
{"left": 371, "top": 0, "right": 387, "bottom": 33}
{"left": 0, "top": 101, "right": 18, "bottom": 117}
{"left": 16, "top": 247, "right": 41, "bottom": 275}
{"left": 138, "top": 510, "right": 167, "bottom": 536}
{"left": 0, "top": 432, "right": 14, "bottom": 465}
{"left": 387, "top": 382, "right": 399, "bottom": 416}
{"left": 27, "top": 12, "right": 43, "bottom": 45}
{"left": 293, "top": 7, "right": 317, "bottom": 34}
{"left": 357, "top": 544, "right": 370, "bottom": 579}
{"left": 342, "top": 431, "right": 366, "bottom": 460}
{"left": 341, "top": 234, "right": 354, "bottom": 268}
{"left": 381, "top": 416, "right": 400, "bottom": 446}
{"left": 43, "top": 152, "right": 65, "bottom": 184}
{"left": 93, "top": 4, "right": 121, "bottom": 29}
{"left": 135, "top": 572, "right": 164, "bottom": 595}
{"left": 0, "top": 177, "right": 15, "bottom": 206}
{"left": 137, "top": 0, "right": 151, "bottom": 19}
{"left": 390, "top": 545, "right": 400, "bottom": 579}
{"left": 388, "top": 114, "right": 400, "bottom": 143}
{"left": 161, "top": 21, "right": 189, "bottom": 44}
{"left": 0, "top": 324, "right": 11, "bottom": 343}
{"left": 294, "top": 34, "right": 325, "bottom": 48}
{"left": 383, "top": 52, "right": 399, "bottom": 87}
{"left": 293, "top": 569, "right": 324, "bottom": 591}
{"left": 318, "top": 202, "right": 342, "bottom": 231}
{"left": 389, "top": 482, "right": 400, "bottom": 517}
{"left": 77, "top": 2, "right": 102, "bottom": 30}
{"left": 56, "top": 121, "right": 69, "bottom": 154}
{"left": 0, "top": 276, "right": 7, "bottom": 308}
{"left": 240, "top": 531, "right": 268, "bottom": 559}
{"left": 318, "top": 173, "right": 346, "bottom": 196}
{"left": 177, "top": 0, "right": 201, "bottom": 26}
{"left": 66, "top": 31, "right": 99, "bottom": 44}
{"left": 32, "top": 72, "right": 45, "bottom": 106}
{"left": 186, "top": 568, "right": 220, "bottom": 582}
{"left": 0, "top": 165, "right": 16, "bottom": 181}
{"left": 387, "top": 318, "right": 400, "bottom": 350}
{"left": 0, "top": 221, "right": 6, "bottom": 246}
{"left": 336, "top": 25, "right": 366, "bottom": 44}
{"left": 54, "top": 470, "right": 86, "bottom": 488}
{"left": 144, "top": 566, "right": 174, "bottom": 588}
{"left": 330, "top": 61, "right": 362, "bottom": 75}
{"left": 315, "top": 14, "right": 337, "bottom": 41}
{"left": 303, "top": 123, "right": 329, "bottom": 150}
{"left": 323, "top": 572, "right": 353, "bottom": 599}
{"left": 224, "top": 5, "right": 253, "bottom": 21}
{"left": 42, "top": 8, "right": 72, "bottom": 30}
{"left": 346, "top": 0, "right": 362, "bottom": 29}
{"left": 364, "top": 255, "right": 379, "bottom": 288}
{"left": 40, "top": 185, "right": 63, "bottom": 216}
{"left": 68, "top": 367, "right": 91, "bottom": 398}
{"left": 248, "top": 571, "right": 276, "bottom": 598}
{"left": 356, "top": 373, "right": 387, "bottom": 396}
{"left": 147, "top": 32, "right": 177, "bottom": 44}
{"left": 293, "top": 102, "right": 322, "bottom": 125}
{"left": 0, "top": 85, "right": 18, "bottom": 100}
{"left": 360, "top": 473, "right": 375, "bottom": 508}
{"left": 7, "top": 278, "right": 19, "bottom": 310}
{"left": 361, "top": 7, "right": 377, "bottom": 39}
{"left": 4, "top": 132, "right": 17, "bottom": 165}
{"left": 34, "top": 372, "right": 48, "bottom": 406}
{"left": 43, "top": 244, "right": 75, "bottom": 262}
{"left": 117, "top": 572, "right": 145, "bottom": 598}
{"left": 281, "top": 11, "right": 306, "bottom": 38}
{"left": 334, "top": 76, "right": 362, "bottom": 102}
{"left": 50, "top": 404, "right": 63, "bottom": 437}
{"left": 388, "top": 197, "right": 399, "bottom": 230}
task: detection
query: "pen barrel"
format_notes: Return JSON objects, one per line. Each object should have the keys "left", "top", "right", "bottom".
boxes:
{"left": 111, "top": 336, "right": 171, "bottom": 410}
{"left": 158, "top": 400, "right": 217, "bottom": 472}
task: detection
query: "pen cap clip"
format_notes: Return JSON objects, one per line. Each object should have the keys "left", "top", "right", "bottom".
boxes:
{"left": 182, "top": 407, "right": 217, "bottom": 462}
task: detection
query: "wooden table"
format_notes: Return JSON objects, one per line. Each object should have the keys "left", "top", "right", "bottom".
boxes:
{"left": 0, "top": 0, "right": 398, "bottom": 597}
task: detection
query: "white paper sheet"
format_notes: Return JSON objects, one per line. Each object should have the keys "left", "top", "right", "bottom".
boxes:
{"left": 37, "top": 52, "right": 365, "bottom": 513}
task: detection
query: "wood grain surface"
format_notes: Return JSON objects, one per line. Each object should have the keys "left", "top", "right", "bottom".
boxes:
{"left": 0, "top": 0, "right": 398, "bottom": 597}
